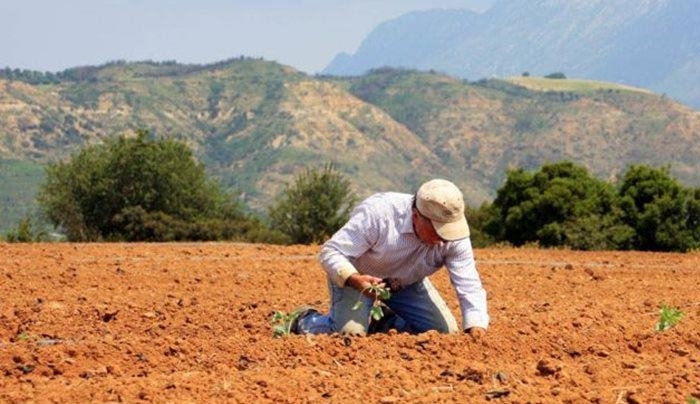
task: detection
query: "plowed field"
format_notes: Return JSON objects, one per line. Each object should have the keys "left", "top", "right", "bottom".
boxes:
{"left": 1, "top": 243, "right": 698, "bottom": 403}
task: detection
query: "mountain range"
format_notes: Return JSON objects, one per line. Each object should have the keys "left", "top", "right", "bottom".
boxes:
{"left": 323, "top": 0, "right": 700, "bottom": 109}
{"left": 2, "top": 59, "right": 700, "bottom": 233}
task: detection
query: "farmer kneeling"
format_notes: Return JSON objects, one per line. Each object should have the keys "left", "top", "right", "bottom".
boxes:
{"left": 283, "top": 179, "right": 489, "bottom": 339}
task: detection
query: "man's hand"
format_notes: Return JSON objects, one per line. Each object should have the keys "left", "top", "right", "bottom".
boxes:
{"left": 345, "top": 273, "right": 386, "bottom": 298}
{"left": 465, "top": 327, "right": 486, "bottom": 341}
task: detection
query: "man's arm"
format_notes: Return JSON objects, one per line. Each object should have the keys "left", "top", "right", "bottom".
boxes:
{"left": 445, "top": 238, "right": 490, "bottom": 331}
{"left": 318, "top": 202, "right": 380, "bottom": 287}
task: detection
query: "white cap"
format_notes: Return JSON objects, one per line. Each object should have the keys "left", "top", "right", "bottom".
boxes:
{"left": 416, "top": 179, "right": 470, "bottom": 241}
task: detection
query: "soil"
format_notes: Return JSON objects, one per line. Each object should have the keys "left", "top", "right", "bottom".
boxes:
{"left": 0, "top": 243, "right": 698, "bottom": 404}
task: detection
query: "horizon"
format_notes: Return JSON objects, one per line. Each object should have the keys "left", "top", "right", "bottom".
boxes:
{"left": 2, "top": 0, "right": 492, "bottom": 75}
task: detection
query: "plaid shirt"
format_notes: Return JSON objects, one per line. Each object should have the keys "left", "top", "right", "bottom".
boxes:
{"left": 319, "top": 192, "right": 489, "bottom": 329}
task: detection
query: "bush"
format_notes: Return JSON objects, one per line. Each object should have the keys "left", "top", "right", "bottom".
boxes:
{"left": 5, "top": 215, "right": 47, "bottom": 242}
{"left": 479, "top": 161, "right": 700, "bottom": 252}
{"left": 37, "top": 129, "right": 281, "bottom": 242}
{"left": 485, "top": 161, "right": 632, "bottom": 250}
{"left": 544, "top": 72, "right": 567, "bottom": 79}
{"left": 618, "top": 165, "right": 700, "bottom": 252}
{"left": 268, "top": 163, "right": 358, "bottom": 244}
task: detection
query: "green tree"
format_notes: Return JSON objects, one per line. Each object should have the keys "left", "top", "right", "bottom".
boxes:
{"left": 465, "top": 203, "right": 498, "bottom": 248}
{"left": 37, "top": 130, "right": 280, "bottom": 242}
{"left": 617, "top": 165, "right": 700, "bottom": 252}
{"left": 268, "top": 163, "right": 358, "bottom": 244}
{"left": 486, "top": 161, "right": 632, "bottom": 249}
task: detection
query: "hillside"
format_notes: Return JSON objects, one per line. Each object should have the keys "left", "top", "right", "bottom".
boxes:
{"left": 2, "top": 60, "right": 700, "bottom": 233}
{"left": 341, "top": 69, "right": 700, "bottom": 195}
{"left": 323, "top": 0, "right": 700, "bottom": 109}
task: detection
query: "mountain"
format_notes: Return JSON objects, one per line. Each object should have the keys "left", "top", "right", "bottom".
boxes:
{"left": 323, "top": 0, "right": 700, "bottom": 109}
{"left": 2, "top": 60, "right": 700, "bottom": 233}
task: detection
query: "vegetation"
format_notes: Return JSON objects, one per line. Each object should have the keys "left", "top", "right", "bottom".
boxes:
{"left": 4, "top": 215, "right": 46, "bottom": 242}
{"left": 3, "top": 62, "right": 700, "bottom": 231}
{"left": 270, "top": 310, "right": 299, "bottom": 338}
{"left": 481, "top": 161, "right": 700, "bottom": 252}
{"left": 618, "top": 165, "right": 700, "bottom": 252}
{"left": 268, "top": 163, "right": 358, "bottom": 244}
{"left": 353, "top": 284, "right": 392, "bottom": 321}
{"left": 37, "top": 130, "right": 283, "bottom": 242}
{"left": 3, "top": 62, "right": 700, "bottom": 252}
{"left": 0, "top": 159, "right": 45, "bottom": 234}
{"left": 655, "top": 304, "right": 684, "bottom": 332}
{"left": 506, "top": 76, "right": 648, "bottom": 94}
{"left": 544, "top": 72, "right": 567, "bottom": 79}
{"left": 485, "top": 162, "right": 632, "bottom": 250}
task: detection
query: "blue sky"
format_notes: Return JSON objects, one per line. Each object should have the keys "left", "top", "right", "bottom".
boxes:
{"left": 2, "top": 0, "right": 492, "bottom": 74}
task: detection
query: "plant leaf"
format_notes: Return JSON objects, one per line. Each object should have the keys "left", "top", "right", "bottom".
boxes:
{"left": 370, "top": 306, "right": 384, "bottom": 321}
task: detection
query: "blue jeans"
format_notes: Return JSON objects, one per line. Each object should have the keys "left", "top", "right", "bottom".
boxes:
{"left": 297, "top": 277, "right": 459, "bottom": 335}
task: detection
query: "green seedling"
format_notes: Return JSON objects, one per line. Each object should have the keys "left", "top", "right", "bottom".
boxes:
{"left": 655, "top": 304, "right": 684, "bottom": 332}
{"left": 352, "top": 284, "right": 391, "bottom": 321}
{"left": 271, "top": 311, "right": 294, "bottom": 338}
{"left": 687, "top": 396, "right": 698, "bottom": 404}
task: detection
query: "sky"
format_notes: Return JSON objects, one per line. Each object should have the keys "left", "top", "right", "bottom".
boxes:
{"left": 2, "top": 0, "right": 493, "bottom": 75}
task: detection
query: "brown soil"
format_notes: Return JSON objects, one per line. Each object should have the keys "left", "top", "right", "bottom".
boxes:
{"left": 1, "top": 243, "right": 698, "bottom": 403}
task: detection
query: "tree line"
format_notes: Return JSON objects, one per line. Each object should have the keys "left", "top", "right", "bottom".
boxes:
{"left": 5, "top": 133, "right": 699, "bottom": 252}
{"left": 472, "top": 161, "right": 700, "bottom": 252}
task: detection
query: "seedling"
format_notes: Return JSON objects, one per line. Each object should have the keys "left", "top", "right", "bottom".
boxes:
{"left": 271, "top": 311, "right": 295, "bottom": 338}
{"left": 352, "top": 284, "right": 391, "bottom": 321}
{"left": 655, "top": 304, "right": 684, "bottom": 332}
{"left": 687, "top": 396, "right": 698, "bottom": 404}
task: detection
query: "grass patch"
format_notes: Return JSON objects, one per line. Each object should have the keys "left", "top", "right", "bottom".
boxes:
{"left": 505, "top": 76, "right": 651, "bottom": 94}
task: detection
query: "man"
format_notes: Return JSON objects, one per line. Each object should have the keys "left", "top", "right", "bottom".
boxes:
{"left": 288, "top": 178, "right": 489, "bottom": 338}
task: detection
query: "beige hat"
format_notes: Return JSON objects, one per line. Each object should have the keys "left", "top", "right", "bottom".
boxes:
{"left": 416, "top": 179, "right": 470, "bottom": 241}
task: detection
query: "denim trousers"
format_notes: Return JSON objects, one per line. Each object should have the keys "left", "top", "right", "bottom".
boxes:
{"left": 297, "top": 276, "right": 459, "bottom": 335}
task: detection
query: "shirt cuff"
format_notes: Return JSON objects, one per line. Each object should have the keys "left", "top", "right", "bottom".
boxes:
{"left": 462, "top": 311, "right": 489, "bottom": 330}
{"left": 335, "top": 265, "right": 359, "bottom": 287}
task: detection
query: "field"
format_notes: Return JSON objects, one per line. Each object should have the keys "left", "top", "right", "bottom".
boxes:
{"left": 504, "top": 76, "right": 652, "bottom": 94}
{"left": 1, "top": 243, "right": 698, "bottom": 403}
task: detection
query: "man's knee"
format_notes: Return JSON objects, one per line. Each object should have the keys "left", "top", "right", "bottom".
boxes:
{"left": 339, "top": 320, "right": 367, "bottom": 336}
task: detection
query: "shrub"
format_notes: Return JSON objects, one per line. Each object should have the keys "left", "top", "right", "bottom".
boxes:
{"left": 656, "top": 304, "right": 684, "bottom": 332}
{"left": 37, "top": 129, "right": 279, "bottom": 242}
{"left": 544, "top": 72, "right": 567, "bottom": 79}
{"left": 268, "top": 163, "right": 357, "bottom": 244}
{"left": 5, "top": 216, "right": 46, "bottom": 242}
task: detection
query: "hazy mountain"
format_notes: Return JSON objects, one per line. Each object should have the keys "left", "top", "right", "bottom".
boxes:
{"left": 323, "top": 0, "right": 700, "bottom": 109}
{"left": 2, "top": 60, "right": 700, "bottom": 232}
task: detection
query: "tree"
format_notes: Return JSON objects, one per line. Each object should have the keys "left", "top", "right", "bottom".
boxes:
{"left": 268, "top": 163, "right": 358, "bottom": 244}
{"left": 617, "top": 165, "right": 699, "bottom": 252}
{"left": 544, "top": 72, "right": 567, "bottom": 79}
{"left": 486, "top": 161, "right": 632, "bottom": 249}
{"left": 37, "top": 130, "right": 281, "bottom": 242}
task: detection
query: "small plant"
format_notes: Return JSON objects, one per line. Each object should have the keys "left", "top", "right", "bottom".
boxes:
{"left": 687, "top": 396, "right": 698, "bottom": 404}
{"left": 271, "top": 311, "right": 295, "bottom": 338}
{"left": 655, "top": 304, "right": 684, "bottom": 332}
{"left": 352, "top": 284, "right": 391, "bottom": 321}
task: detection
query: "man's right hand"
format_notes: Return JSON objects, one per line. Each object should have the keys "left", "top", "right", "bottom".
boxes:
{"left": 345, "top": 273, "right": 386, "bottom": 298}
